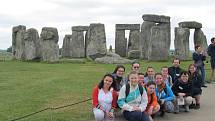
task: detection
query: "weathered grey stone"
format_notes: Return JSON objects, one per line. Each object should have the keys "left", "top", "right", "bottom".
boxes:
{"left": 142, "top": 14, "right": 170, "bottom": 23}
{"left": 40, "top": 27, "right": 59, "bottom": 62}
{"left": 179, "top": 21, "right": 202, "bottom": 29}
{"left": 72, "top": 26, "right": 89, "bottom": 31}
{"left": 24, "top": 28, "right": 40, "bottom": 60}
{"left": 62, "top": 35, "right": 72, "bottom": 58}
{"left": 194, "top": 29, "right": 208, "bottom": 50}
{"left": 128, "top": 30, "right": 140, "bottom": 51}
{"left": 86, "top": 23, "right": 107, "bottom": 60}
{"left": 128, "top": 50, "right": 141, "bottom": 59}
{"left": 115, "top": 30, "right": 127, "bottom": 57}
{"left": 148, "top": 23, "right": 171, "bottom": 61}
{"left": 174, "top": 27, "right": 190, "bottom": 60}
{"left": 116, "top": 24, "right": 140, "bottom": 30}
{"left": 95, "top": 52, "right": 133, "bottom": 64}
{"left": 140, "top": 21, "right": 156, "bottom": 59}
{"left": 12, "top": 25, "right": 26, "bottom": 60}
{"left": 71, "top": 31, "right": 85, "bottom": 58}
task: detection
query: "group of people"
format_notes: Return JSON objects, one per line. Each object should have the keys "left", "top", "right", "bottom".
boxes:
{"left": 91, "top": 37, "right": 215, "bottom": 121}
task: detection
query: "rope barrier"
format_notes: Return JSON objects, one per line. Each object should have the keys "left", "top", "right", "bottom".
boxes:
{"left": 10, "top": 98, "right": 92, "bottom": 121}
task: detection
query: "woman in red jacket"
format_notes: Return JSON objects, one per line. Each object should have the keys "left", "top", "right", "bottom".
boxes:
{"left": 92, "top": 73, "right": 117, "bottom": 121}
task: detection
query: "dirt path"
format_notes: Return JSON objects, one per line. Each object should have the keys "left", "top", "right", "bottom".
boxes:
{"left": 114, "top": 83, "right": 215, "bottom": 121}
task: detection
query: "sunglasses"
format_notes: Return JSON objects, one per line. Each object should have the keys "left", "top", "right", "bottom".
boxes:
{"left": 133, "top": 66, "right": 139, "bottom": 69}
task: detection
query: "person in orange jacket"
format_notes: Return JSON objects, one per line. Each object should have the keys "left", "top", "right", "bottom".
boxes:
{"left": 92, "top": 73, "right": 118, "bottom": 121}
{"left": 145, "top": 81, "right": 160, "bottom": 121}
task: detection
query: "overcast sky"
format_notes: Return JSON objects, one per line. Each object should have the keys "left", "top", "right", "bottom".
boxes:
{"left": 0, "top": 0, "right": 215, "bottom": 50}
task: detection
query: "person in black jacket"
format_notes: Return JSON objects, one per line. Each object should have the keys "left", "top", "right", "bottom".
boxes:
{"left": 172, "top": 71, "right": 193, "bottom": 113}
{"left": 188, "top": 64, "right": 202, "bottom": 109}
{"left": 207, "top": 37, "right": 215, "bottom": 81}
{"left": 193, "top": 45, "right": 207, "bottom": 87}
{"left": 168, "top": 58, "right": 183, "bottom": 84}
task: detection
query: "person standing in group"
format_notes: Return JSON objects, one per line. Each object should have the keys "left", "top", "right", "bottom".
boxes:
{"left": 193, "top": 45, "right": 207, "bottom": 87}
{"left": 207, "top": 37, "right": 215, "bottom": 81}
{"left": 117, "top": 71, "right": 149, "bottom": 121}
{"left": 131, "top": 62, "right": 141, "bottom": 73}
{"left": 145, "top": 81, "right": 160, "bottom": 121}
{"left": 168, "top": 58, "right": 183, "bottom": 84}
{"left": 92, "top": 74, "right": 117, "bottom": 121}
{"left": 188, "top": 64, "right": 202, "bottom": 109}
{"left": 161, "top": 66, "right": 173, "bottom": 87}
{"left": 144, "top": 67, "right": 155, "bottom": 84}
{"left": 112, "top": 65, "right": 127, "bottom": 92}
{"left": 155, "top": 73, "right": 175, "bottom": 117}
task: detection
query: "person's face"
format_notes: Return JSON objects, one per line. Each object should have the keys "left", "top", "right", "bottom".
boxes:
{"left": 189, "top": 65, "right": 196, "bottom": 74}
{"left": 103, "top": 76, "right": 113, "bottom": 88}
{"left": 161, "top": 68, "right": 168, "bottom": 76}
{"left": 173, "top": 59, "right": 180, "bottom": 67}
{"left": 116, "top": 67, "right": 125, "bottom": 77}
{"left": 132, "top": 63, "right": 140, "bottom": 72}
{"left": 138, "top": 74, "right": 144, "bottom": 83}
{"left": 180, "top": 74, "right": 189, "bottom": 83}
{"left": 155, "top": 74, "right": 163, "bottom": 85}
{"left": 147, "top": 84, "right": 156, "bottom": 94}
{"left": 129, "top": 74, "right": 139, "bottom": 87}
{"left": 147, "top": 68, "right": 155, "bottom": 77}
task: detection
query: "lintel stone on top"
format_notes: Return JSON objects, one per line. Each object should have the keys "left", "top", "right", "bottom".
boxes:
{"left": 178, "top": 21, "right": 202, "bottom": 29}
{"left": 142, "top": 14, "right": 170, "bottom": 23}
{"left": 116, "top": 24, "right": 140, "bottom": 30}
{"left": 72, "top": 26, "right": 89, "bottom": 31}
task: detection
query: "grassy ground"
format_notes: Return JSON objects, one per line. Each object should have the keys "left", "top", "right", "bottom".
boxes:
{"left": 0, "top": 57, "right": 213, "bottom": 121}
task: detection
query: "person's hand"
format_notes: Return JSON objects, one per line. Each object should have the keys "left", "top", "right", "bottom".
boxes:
{"left": 178, "top": 93, "right": 185, "bottom": 97}
{"left": 133, "top": 106, "right": 141, "bottom": 111}
{"left": 147, "top": 107, "right": 153, "bottom": 115}
{"left": 160, "top": 99, "right": 165, "bottom": 105}
{"left": 99, "top": 106, "right": 105, "bottom": 112}
{"left": 106, "top": 112, "right": 114, "bottom": 119}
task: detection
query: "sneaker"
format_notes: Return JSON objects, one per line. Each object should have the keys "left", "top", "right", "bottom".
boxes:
{"left": 185, "top": 105, "right": 190, "bottom": 112}
{"left": 194, "top": 104, "right": 200, "bottom": 109}
{"left": 189, "top": 103, "right": 195, "bottom": 109}
{"left": 160, "top": 110, "right": 165, "bottom": 117}
{"left": 202, "top": 85, "right": 207, "bottom": 88}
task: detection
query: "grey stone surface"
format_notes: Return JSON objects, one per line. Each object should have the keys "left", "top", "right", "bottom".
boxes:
{"left": 174, "top": 27, "right": 190, "bottom": 60}
{"left": 140, "top": 21, "right": 156, "bottom": 59}
{"left": 115, "top": 30, "right": 127, "bottom": 57}
{"left": 62, "top": 35, "right": 72, "bottom": 58}
{"left": 12, "top": 25, "right": 26, "bottom": 60}
{"left": 86, "top": 23, "right": 107, "bottom": 60}
{"left": 116, "top": 24, "right": 140, "bottom": 30}
{"left": 128, "top": 50, "right": 141, "bottom": 59}
{"left": 23, "top": 28, "right": 40, "bottom": 60}
{"left": 72, "top": 26, "right": 89, "bottom": 31}
{"left": 194, "top": 29, "right": 208, "bottom": 50}
{"left": 128, "top": 30, "right": 140, "bottom": 51}
{"left": 40, "top": 27, "right": 59, "bottom": 62}
{"left": 179, "top": 21, "right": 202, "bottom": 29}
{"left": 148, "top": 23, "right": 171, "bottom": 60}
{"left": 95, "top": 52, "right": 133, "bottom": 64}
{"left": 142, "top": 14, "right": 170, "bottom": 23}
{"left": 71, "top": 31, "right": 85, "bottom": 58}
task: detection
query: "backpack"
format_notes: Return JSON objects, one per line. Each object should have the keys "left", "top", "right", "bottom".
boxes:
{"left": 125, "top": 83, "right": 144, "bottom": 98}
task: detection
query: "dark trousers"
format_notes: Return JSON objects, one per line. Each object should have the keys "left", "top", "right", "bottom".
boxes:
{"left": 123, "top": 110, "right": 149, "bottom": 121}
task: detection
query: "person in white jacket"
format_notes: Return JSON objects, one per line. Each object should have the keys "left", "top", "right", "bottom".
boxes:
{"left": 117, "top": 71, "right": 150, "bottom": 121}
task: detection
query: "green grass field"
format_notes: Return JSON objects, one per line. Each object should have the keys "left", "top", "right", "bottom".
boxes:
{"left": 0, "top": 57, "right": 213, "bottom": 121}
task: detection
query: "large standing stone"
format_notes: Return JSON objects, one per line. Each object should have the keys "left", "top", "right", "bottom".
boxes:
{"left": 142, "top": 14, "right": 170, "bottom": 23}
{"left": 140, "top": 21, "right": 156, "bottom": 59}
{"left": 128, "top": 30, "right": 140, "bottom": 59}
{"left": 40, "top": 27, "right": 59, "bottom": 62}
{"left": 148, "top": 23, "right": 171, "bottom": 60}
{"left": 194, "top": 29, "right": 208, "bottom": 49}
{"left": 86, "top": 23, "right": 107, "bottom": 60}
{"left": 179, "top": 21, "right": 202, "bottom": 29}
{"left": 12, "top": 25, "right": 26, "bottom": 59}
{"left": 71, "top": 31, "right": 85, "bottom": 58}
{"left": 24, "top": 28, "right": 40, "bottom": 60}
{"left": 174, "top": 27, "right": 190, "bottom": 60}
{"left": 115, "top": 30, "right": 127, "bottom": 57}
{"left": 62, "top": 35, "right": 72, "bottom": 58}
{"left": 115, "top": 24, "right": 140, "bottom": 30}
{"left": 72, "top": 26, "right": 89, "bottom": 31}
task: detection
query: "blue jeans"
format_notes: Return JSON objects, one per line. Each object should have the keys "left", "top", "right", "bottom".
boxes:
{"left": 123, "top": 111, "right": 149, "bottom": 121}
{"left": 197, "top": 65, "right": 206, "bottom": 85}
